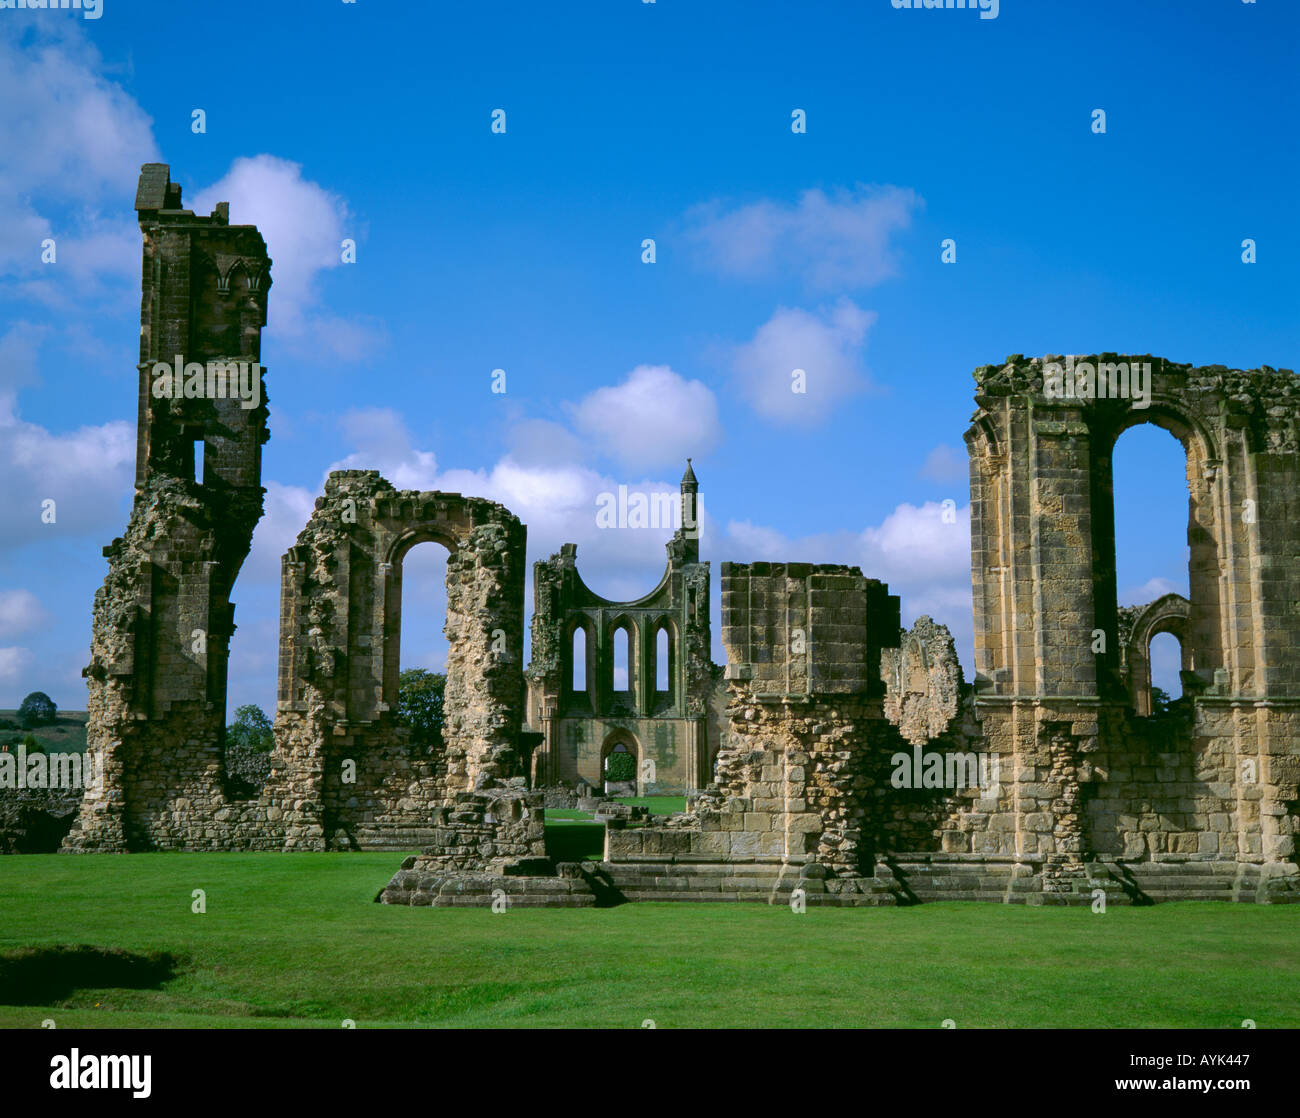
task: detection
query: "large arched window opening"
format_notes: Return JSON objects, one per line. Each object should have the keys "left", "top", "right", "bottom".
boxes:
{"left": 1107, "top": 420, "right": 1195, "bottom": 708}
{"left": 653, "top": 621, "right": 674, "bottom": 711}
{"left": 392, "top": 540, "right": 450, "bottom": 751}
{"left": 611, "top": 622, "right": 632, "bottom": 692}
{"left": 1149, "top": 631, "right": 1183, "bottom": 710}
{"left": 572, "top": 626, "right": 588, "bottom": 693}
{"left": 600, "top": 730, "right": 640, "bottom": 795}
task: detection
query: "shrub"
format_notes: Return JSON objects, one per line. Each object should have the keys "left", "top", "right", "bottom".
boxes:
{"left": 604, "top": 750, "right": 636, "bottom": 783}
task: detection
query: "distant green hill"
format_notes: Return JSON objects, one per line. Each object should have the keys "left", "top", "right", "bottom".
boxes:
{"left": 0, "top": 711, "right": 88, "bottom": 754}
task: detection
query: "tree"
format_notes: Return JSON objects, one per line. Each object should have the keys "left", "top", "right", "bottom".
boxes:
{"left": 398, "top": 669, "right": 445, "bottom": 749}
{"left": 1150, "top": 687, "right": 1173, "bottom": 717}
{"left": 227, "top": 704, "right": 274, "bottom": 753}
{"left": 17, "top": 691, "right": 57, "bottom": 729}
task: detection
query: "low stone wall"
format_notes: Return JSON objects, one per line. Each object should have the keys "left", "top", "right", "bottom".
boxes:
{"left": 0, "top": 788, "right": 83, "bottom": 854}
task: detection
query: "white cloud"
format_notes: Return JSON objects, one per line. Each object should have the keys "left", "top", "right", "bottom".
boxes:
{"left": 720, "top": 500, "right": 974, "bottom": 672}
{"left": 241, "top": 481, "right": 320, "bottom": 584}
{"left": 506, "top": 418, "right": 586, "bottom": 468}
{"left": 730, "top": 299, "right": 874, "bottom": 425}
{"left": 1119, "top": 576, "right": 1186, "bottom": 607}
{"left": 0, "top": 25, "right": 159, "bottom": 293}
{"left": 860, "top": 500, "right": 970, "bottom": 585}
{"left": 0, "top": 322, "right": 44, "bottom": 424}
{"left": 569, "top": 364, "right": 721, "bottom": 469}
{"left": 685, "top": 184, "right": 921, "bottom": 289}
{"left": 0, "top": 646, "right": 33, "bottom": 687}
{"left": 920, "top": 443, "right": 968, "bottom": 483}
{"left": 329, "top": 407, "right": 440, "bottom": 490}
{"left": 192, "top": 155, "right": 385, "bottom": 360}
{"left": 723, "top": 520, "right": 797, "bottom": 560}
{"left": 0, "top": 590, "right": 48, "bottom": 640}
{"left": 0, "top": 326, "right": 133, "bottom": 553}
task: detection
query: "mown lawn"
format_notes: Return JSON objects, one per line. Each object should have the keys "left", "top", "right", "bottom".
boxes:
{"left": 0, "top": 853, "right": 1296, "bottom": 1028}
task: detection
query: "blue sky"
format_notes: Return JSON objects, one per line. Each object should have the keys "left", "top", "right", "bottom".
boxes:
{"left": 0, "top": 0, "right": 1295, "bottom": 714}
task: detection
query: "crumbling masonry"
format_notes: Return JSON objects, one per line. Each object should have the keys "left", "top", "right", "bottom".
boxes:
{"left": 66, "top": 166, "right": 543, "bottom": 863}
{"left": 65, "top": 164, "right": 1300, "bottom": 904}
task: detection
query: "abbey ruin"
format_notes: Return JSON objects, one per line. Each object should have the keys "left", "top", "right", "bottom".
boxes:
{"left": 62, "top": 164, "right": 1300, "bottom": 906}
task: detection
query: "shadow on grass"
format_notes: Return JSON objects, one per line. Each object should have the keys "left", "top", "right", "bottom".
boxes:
{"left": 0, "top": 945, "right": 180, "bottom": 1005}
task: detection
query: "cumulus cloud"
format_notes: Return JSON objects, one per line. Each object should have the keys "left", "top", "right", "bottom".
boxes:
{"left": 730, "top": 299, "right": 874, "bottom": 425}
{"left": 860, "top": 501, "right": 970, "bottom": 586}
{"left": 0, "top": 646, "right": 33, "bottom": 687}
{"left": 0, "top": 325, "right": 134, "bottom": 553}
{"left": 1119, "top": 575, "right": 1186, "bottom": 607}
{"left": 721, "top": 500, "right": 974, "bottom": 672}
{"left": 919, "top": 443, "right": 968, "bottom": 483}
{"left": 0, "top": 24, "right": 159, "bottom": 297}
{"left": 240, "top": 481, "right": 320, "bottom": 585}
{"left": 192, "top": 155, "right": 384, "bottom": 360}
{"left": 0, "top": 590, "right": 48, "bottom": 640}
{"left": 506, "top": 418, "right": 586, "bottom": 468}
{"left": 568, "top": 364, "right": 721, "bottom": 469}
{"left": 685, "top": 184, "right": 921, "bottom": 289}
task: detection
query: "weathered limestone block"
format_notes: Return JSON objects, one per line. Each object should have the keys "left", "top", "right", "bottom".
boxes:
{"left": 880, "top": 616, "right": 962, "bottom": 745}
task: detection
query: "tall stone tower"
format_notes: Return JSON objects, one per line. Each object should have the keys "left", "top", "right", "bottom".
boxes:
{"left": 66, "top": 165, "right": 272, "bottom": 851}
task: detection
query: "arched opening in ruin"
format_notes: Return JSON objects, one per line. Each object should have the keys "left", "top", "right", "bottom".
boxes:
{"left": 608, "top": 618, "right": 635, "bottom": 713}
{"left": 390, "top": 539, "right": 451, "bottom": 750}
{"left": 571, "top": 626, "right": 588, "bottom": 693}
{"left": 600, "top": 729, "right": 640, "bottom": 795}
{"left": 563, "top": 617, "right": 594, "bottom": 714}
{"left": 1096, "top": 407, "right": 1220, "bottom": 706}
{"left": 1112, "top": 423, "right": 1189, "bottom": 609}
{"left": 653, "top": 619, "right": 673, "bottom": 711}
{"left": 1149, "top": 631, "right": 1183, "bottom": 708}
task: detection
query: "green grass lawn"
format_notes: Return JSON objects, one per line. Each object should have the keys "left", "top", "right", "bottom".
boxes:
{"left": 0, "top": 853, "right": 1296, "bottom": 1029}
{"left": 544, "top": 796, "right": 687, "bottom": 861}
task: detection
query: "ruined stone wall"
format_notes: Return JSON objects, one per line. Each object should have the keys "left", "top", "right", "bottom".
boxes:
{"left": 68, "top": 164, "right": 541, "bottom": 861}
{"left": 963, "top": 355, "right": 1300, "bottom": 891}
{"left": 66, "top": 165, "right": 272, "bottom": 852}
{"left": 269, "top": 471, "right": 534, "bottom": 852}
{"left": 611, "top": 562, "right": 908, "bottom": 875}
